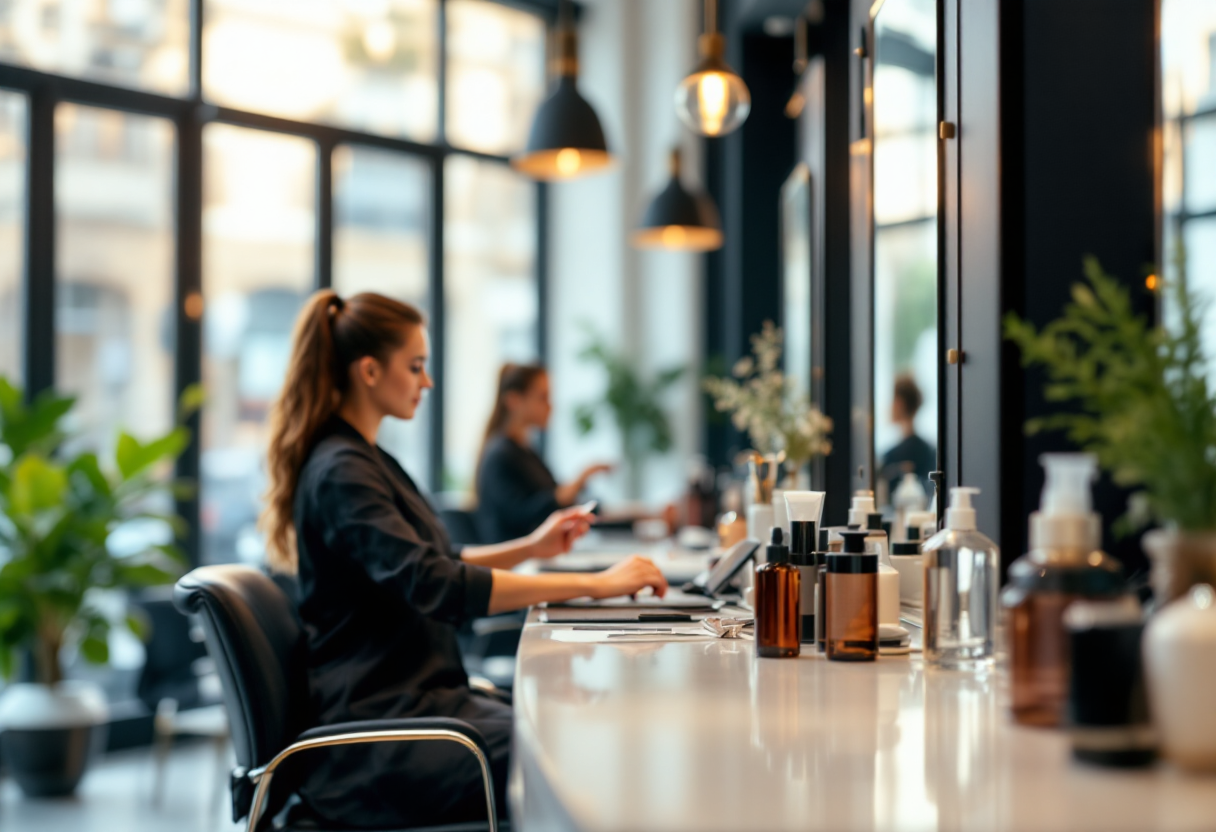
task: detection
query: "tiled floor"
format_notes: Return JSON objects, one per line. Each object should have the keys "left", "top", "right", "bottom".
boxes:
{"left": 0, "top": 741, "right": 242, "bottom": 832}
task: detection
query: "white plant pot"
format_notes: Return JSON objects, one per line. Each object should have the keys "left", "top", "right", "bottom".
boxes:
{"left": 0, "top": 681, "right": 108, "bottom": 796}
{"left": 1144, "top": 584, "right": 1216, "bottom": 772}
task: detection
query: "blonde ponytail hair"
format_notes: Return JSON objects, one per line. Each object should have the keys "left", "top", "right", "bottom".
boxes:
{"left": 261, "top": 290, "right": 424, "bottom": 572}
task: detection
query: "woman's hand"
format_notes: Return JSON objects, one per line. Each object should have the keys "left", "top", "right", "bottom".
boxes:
{"left": 555, "top": 462, "right": 614, "bottom": 506}
{"left": 587, "top": 555, "right": 668, "bottom": 600}
{"left": 578, "top": 462, "right": 614, "bottom": 483}
{"left": 527, "top": 506, "right": 595, "bottom": 560}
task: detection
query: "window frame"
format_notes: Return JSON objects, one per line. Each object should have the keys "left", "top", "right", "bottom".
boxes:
{"left": 0, "top": 0, "right": 552, "bottom": 565}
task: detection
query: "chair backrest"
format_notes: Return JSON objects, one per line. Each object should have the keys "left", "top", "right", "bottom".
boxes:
{"left": 135, "top": 587, "right": 211, "bottom": 712}
{"left": 440, "top": 507, "right": 485, "bottom": 546}
{"left": 173, "top": 565, "right": 313, "bottom": 771}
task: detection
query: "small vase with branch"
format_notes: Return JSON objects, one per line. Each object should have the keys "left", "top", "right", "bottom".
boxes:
{"left": 703, "top": 321, "right": 833, "bottom": 494}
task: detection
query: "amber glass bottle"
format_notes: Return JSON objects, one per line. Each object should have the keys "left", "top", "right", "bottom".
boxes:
{"left": 756, "top": 527, "right": 801, "bottom": 658}
{"left": 1002, "top": 455, "right": 1124, "bottom": 727}
{"left": 826, "top": 530, "right": 878, "bottom": 662}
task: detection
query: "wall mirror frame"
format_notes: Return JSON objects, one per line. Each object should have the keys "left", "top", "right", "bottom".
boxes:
{"left": 780, "top": 161, "right": 821, "bottom": 487}
{"left": 866, "top": 0, "right": 943, "bottom": 517}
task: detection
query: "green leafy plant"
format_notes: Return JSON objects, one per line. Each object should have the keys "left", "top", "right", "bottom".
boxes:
{"left": 0, "top": 378, "right": 201, "bottom": 685}
{"left": 703, "top": 321, "right": 832, "bottom": 474}
{"left": 1004, "top": 256, "right": 1216, "bottom": 533}
{"left": 574, "top": 330, "right": 686, "bottom": 494}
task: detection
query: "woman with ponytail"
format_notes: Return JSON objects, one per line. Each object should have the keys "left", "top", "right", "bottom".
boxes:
{"left": 474, "top": 363, "right": 612, "bottom": 543}
{"left": 261, "top": 290, "right": 666, "bottom": 829}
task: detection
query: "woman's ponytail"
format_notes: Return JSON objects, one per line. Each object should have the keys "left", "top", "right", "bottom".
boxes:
{"left": 261, "top": 289, "right": 423, "bottom": 573}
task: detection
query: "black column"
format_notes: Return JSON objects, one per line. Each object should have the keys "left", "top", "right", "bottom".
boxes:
{"left": 998, "top": 0, "right": 1157, "bottom": 573}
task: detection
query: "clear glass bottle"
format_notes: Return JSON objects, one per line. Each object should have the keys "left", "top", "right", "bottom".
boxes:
{"left": 826, "top": 530, "right": 878, "bottom": 661}
{"left": 756, "top": 527, "right": 801, "bottom": 658}
{"left": 1001, "top": 455, "right": 1124, "bottom": 726}
{"left": 922, "top": 487, "right": 1000, "bottom": 668}
{"left": 816, "top": 528, "right": 831, "bottom": 653}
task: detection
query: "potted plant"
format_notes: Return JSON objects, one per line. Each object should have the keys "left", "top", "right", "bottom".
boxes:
{"left": 1004, "top": 256, "right": 1216, "bottom": 608}
{"left": 574, "top": 329, "right": 686, "bottom": 499}
{"left": 703, "top": 320, "right": 833, "bottom": 491}
{"left": 0, "top": 377, "right": 196, "bottom": 796}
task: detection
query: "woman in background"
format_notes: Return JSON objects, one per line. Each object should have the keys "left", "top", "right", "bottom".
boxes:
{"left": 475, "top": 363, "right": 612, "bottom": 543}
{"left": 261, "top": 292, "right": 666, "bottom": 828}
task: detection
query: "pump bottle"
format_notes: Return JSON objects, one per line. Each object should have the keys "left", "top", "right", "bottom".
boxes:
{"left": 1001, "top": 454, "right": 1124, "bottom": 727}
{"left": 921, "top": 487, "right": 1000, "bottom": 668}
{"left": 847, "top": 491, "right": 900, "bottom": 626}
{"left": 755, "top": 527, "right": 801, "bottom": 658}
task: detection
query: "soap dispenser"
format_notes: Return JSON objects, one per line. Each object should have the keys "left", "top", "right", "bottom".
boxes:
{"left": 921, "top": 487, "right": 1000, "bottom": 669}
{"left": 1001, "top": 454, "right": 1124, "bottom": 727}
{"left": 756, "top": 527, "right": 801, "bottom": 658}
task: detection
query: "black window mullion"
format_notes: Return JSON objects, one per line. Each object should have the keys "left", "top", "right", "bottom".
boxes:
{"left": 174, "top": 109, "right": 204, "bottom": 566}
{"left": 535, "top": 179, "right": 548, "bottom": 458}
{"left": 429, "top": 155, "right": 446, "bottom": 494}
{"left": 23, "top": 85, "right": 54, "bottom": 399}
{"left": 317, "top": 140, "right": 334, "bottom": 290}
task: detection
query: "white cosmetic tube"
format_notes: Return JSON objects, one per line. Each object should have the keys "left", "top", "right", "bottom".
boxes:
{"left": 783, "top": 491, "right": 826, "bottom": 527}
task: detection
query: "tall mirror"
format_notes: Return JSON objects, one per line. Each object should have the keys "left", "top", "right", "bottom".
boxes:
{"left": 871, "top": 0, "right": 938, "bottom": 513}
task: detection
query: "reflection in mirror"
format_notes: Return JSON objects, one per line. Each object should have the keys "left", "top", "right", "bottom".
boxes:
{"left": 872, "top": 0, "right": 937, "bottom": 511}
{"left": 782, "top": 163, "right": 813, "bottom": 401}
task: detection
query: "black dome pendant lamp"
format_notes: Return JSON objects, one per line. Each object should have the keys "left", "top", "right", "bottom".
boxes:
{"left": 511, "top": 0, "right": 612, "bottom": 181}
{"left": 632, "top": 148, "right": 724, "bottom": 252}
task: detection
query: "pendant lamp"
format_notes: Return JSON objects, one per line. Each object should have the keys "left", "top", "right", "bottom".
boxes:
{"left": 511, "top": 0, "right": 612, "bottom": 181}
{"left": 632, "top": 148, "right": 724, "bottom": 252}
{"left": 675, "top": 0, "right": 751, "bottom": 137}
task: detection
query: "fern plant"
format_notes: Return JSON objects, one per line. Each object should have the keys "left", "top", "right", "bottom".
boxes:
{"left": 1004, "top": 256, "right": 1216, "bottom": 532}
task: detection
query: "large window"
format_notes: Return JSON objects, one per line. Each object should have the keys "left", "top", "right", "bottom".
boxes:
{"left": 202, "top": 0, "right": 439, "bottom": 141}
{"left": 1, "top": 0, "right": 548, "bottom": 568}
{"left": 55, "top": 104, "right": 176, "bottom": 457}
{"left": 201, "top": 125, "right": 317, "bottom": 565}
{"left": 333, "top": 144, "right": 433, "bottom": 485}
{"left": 444, "top": 153, "right": 537, "bottom": 493}
{"left": 445, "top": 0, "right": 545, "bottom": 155}
{"left": 1162, "top": 1, "right": 1216, "bottom": 369}
{"left": 0, "top": 90, "right": 24, "bottom": 384}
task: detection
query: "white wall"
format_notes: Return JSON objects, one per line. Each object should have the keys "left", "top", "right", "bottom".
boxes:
{"left": 546, "top": 0, "right": 704, "bottom": 505}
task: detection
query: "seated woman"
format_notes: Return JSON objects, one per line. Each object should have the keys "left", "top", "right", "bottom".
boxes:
{"left": 475, "top": 363, "right": 612, "bottom": 543}
{"left": 261, "top": 292, "right": 666, "bottom": 829}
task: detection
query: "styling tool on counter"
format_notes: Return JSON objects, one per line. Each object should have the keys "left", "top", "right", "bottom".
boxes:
{"left": 702, "top": 617, "right": 754, "bottom": 638}
{"left": 922, "top": 487, "right": 999, "bottom": 669}
{"left": 755, "top": 527, "right": 800, "bottom": 657}
{"left": 826, "top": 530, "right": 878, "bottom": 661}
{"left": 1002, "top": 454, "right": 1123, "bottom": 727}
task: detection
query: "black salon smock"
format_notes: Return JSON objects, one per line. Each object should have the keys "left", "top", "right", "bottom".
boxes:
{"left": 293, "top": 418, "right": 510, "bottom": 828}
{"left": 476, "top": 434, "right": 561, "bottom": 543}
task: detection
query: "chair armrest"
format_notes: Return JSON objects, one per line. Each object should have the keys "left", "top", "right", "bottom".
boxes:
{"left": 295, "top": 716, "right": 491, "bottom": 760}
{"left": 243, "top": 717, "right": 497, "bottom": 832}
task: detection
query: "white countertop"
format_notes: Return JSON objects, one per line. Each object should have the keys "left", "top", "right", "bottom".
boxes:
{"left": 510, "top": 612, "right": 1216, "bottom": 832}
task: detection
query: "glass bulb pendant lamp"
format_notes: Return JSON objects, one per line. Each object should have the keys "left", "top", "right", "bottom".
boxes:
{"left": 633, "top": 148, "right": 724, "bottom": 252}
{"left": 675, "top": 0, "right": 751, "bottom": 137}
{"left": 512, "top": 0, "right": 612, "bottom": 181}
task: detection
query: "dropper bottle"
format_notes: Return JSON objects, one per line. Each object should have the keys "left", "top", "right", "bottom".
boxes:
{"left": 755, "top": 527, "right": 801, "bottom": 658}
{"left": 921, "top": 487, "right": 1000, "bottom": 668}
{"left": 1001, "top": 454, "right": 1124, "bottom": 727}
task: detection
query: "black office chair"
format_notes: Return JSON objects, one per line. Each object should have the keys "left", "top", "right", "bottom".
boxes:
{"left": 174, "top": 565, "right": 500, "bottom": 832}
